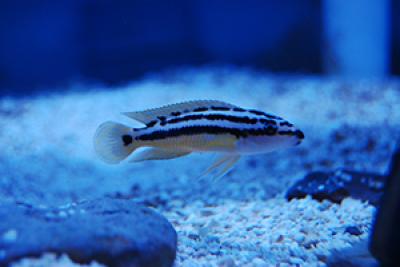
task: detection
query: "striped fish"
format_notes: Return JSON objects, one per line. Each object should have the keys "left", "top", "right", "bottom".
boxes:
{"left": 93, "top": 100, "right": 304, "bottom": 179}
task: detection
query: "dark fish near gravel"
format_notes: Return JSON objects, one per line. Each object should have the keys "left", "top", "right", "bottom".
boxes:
{"left": 94, "top": 100, "right": 304, "bottom": 179}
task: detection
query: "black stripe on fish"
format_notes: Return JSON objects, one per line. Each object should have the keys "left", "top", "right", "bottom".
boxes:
{"left": 165, "top": 114, "right": 259, "bottom": 125}
{"left": 279, "top": 121, "right": 293, "bottom": 127}
{"left": 233, "top": 107, "right": 246, "bottom": 112}
{"left": 259, "top": 118, "right": 277, "bottom": 125}
{"left": 170, "top": 111, "right": 182, "bottom": 116}
{"left": 158, "top": 116, "right": 168, "bottom": 126}
{"left": 248, "top": 109, "right": 282, "bottom": 120}
{"left": 143, "top": 106, "right": 283, "bottom": 129}
{"left": 278, "top": 130, "right": 302, "bottom": 137}
{"left": 136, "top": 125, "right": 279, "bottom": 141}
{"left": 122, "top": 135, "right": 133, "bottom": 146}
{"left": 278, "top": 130, "right": 294, "bottom": 136}
{"left": 146, "top": 120, "right": 158, "bottom": 127}
{"left": 248, "top": 109, "right": 264, "bottom": 116}
{"left": 210, "top": 106, "right": 231, "bottom": 111}
{"left": 295, "top": 130, "right": 305, "bottom": 139}
{"left": 192, "top": 107, "right": 209, "bottom": 112}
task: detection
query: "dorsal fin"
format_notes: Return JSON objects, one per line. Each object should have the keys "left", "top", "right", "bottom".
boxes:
{"left": 122, "top": 100, "right": 238, "bottom": 124}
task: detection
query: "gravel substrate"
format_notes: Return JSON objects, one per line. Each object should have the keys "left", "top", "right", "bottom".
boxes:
{"left": 167, "top": 197, "right": 374, "bottom": 267}
{"left": 2, "top": 66, "right": 400, "bottom": 266}
{"left": 11, "top": 254, "right": 104, "bottom": 267}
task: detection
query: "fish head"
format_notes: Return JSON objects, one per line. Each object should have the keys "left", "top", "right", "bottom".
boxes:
{"left": 294, "top": 128, "right": 305, "bottom": 145}
{"left": 236, "top": 120, "right": 304, "bottom": 154}
{"left": 276, "top": 119, "right": 304, "bottom": 146}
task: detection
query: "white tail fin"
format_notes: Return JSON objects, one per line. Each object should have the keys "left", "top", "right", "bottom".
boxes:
{"left": 93, "top": 121, "right": 137, "bottom": 164}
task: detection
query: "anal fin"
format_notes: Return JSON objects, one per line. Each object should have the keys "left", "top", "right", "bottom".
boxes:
{"left": 130, "top": 148, "right": 191, "bottom": 162}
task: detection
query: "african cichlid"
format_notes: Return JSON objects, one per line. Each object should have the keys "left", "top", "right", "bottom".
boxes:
{"left": 93, "top": 100, "right": 304, "bottom": 179}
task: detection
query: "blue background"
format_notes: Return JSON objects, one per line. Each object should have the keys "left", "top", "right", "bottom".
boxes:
{"left": 0, "top": 0, "right": 398, "bottom": 95}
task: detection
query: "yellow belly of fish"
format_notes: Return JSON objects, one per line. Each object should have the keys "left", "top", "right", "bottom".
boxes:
{"left": 142, "top": 134, "right": 238, "bottom": 152}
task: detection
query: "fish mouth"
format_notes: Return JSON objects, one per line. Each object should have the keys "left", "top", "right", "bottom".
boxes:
{"left": 295, "top": 129, "right": 305, "bottom": 140}
{"left": 294, "top": 129, "right": 305, "bottom": 145}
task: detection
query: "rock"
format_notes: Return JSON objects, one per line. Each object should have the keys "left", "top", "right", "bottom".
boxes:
{"left": 344, "top": 226, "right": 363, "bottom": 236}
{"left": 286, "top": 169, "right": 386, "bottom": 206}
{"left": 370, "top": 144, "right": 400, "bottom": 266}
{"left": 0, "top": 198, "right": 177, "bottom": 267}
{"left": 327, "top": 239, "right": 379, "bottom": 267}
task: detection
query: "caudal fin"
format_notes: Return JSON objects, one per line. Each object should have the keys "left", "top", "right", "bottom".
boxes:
{"left": 93, "top": 121, "right": 137, "bottom": 164}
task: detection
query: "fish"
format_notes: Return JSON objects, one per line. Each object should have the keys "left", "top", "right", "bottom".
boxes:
{"left": 93, "top": 100, "right": 304, "bottom": 179}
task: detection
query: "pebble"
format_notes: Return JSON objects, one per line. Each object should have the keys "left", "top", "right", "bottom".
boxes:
{"left": 345, "top": 226, "right": 363, "bottom": 236}
{"left": 188, "top": 233, "right": 200, "bottom": 241}
{"left": 293, "top": 233, "right": 305, "bottom": 243}
{"left": 200, "top": 208, "right": 215, "bottom": 216}
{"left": 2, "top": 229, "right": 17, "bottom": 243}
{"left": 205, "top": 235, "right": 220, "bottom": 244}
{"left": 289, "top": 257, "right": 305, "bottom": 265}
{"left": 209, "top": 244, "right": 221, "bottom": 255}
{"left": 217, "top": 256, "right": 237, "bottom": 267}
{"left": 254, "top": 229, "right": 266, "bottom": 236}
{"left": 251, "top": 257, "right": 268, "bottom": 267}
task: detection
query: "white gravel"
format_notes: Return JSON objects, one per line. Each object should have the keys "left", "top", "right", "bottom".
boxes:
{"left": 2, "top": 66, "right": 400, "bottom": 266}
{"left": 167, "top": 197, "right": 374, "bottom": 267}
{"left": 11, "top": 254, "right": 105, "bottom": 267}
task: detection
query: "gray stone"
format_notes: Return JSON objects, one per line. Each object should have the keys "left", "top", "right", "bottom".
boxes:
{"left": 286, "top": 169, "right": 385, "bottom": 206}
{"left": 0, "top": 198, "right": 177, "bottom": 267}
{"left": 344, "top": 226, "right": 363, "bottom": 236}
{"left": 370, "top": 144, "right": 400, "bottom": 266}
{"left": 327, "top": 240, "right": 379, "bottom": 267}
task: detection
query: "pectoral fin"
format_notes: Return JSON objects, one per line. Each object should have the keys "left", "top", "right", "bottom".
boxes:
{"left": 198, "top": 154, "right": 240, "bottom": 181}
{"left": 130, "top": 148, "right": 191, "bottom": 162}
